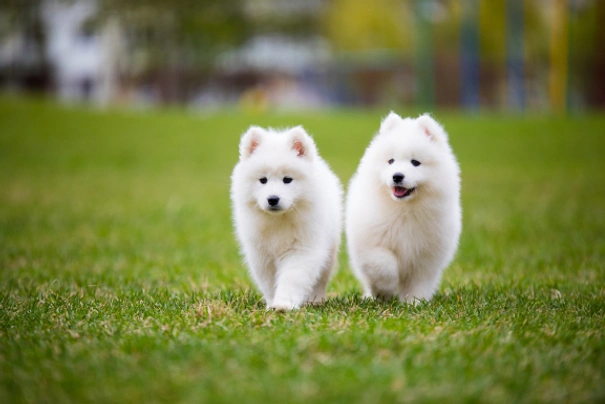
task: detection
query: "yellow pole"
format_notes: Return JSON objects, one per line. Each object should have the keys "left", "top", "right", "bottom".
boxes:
{"left": 549, "top": 0, "right": 569, "bottom": 113}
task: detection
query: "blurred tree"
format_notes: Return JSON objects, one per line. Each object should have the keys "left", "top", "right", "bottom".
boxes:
{"left": 433, "top": 0, "right": 461, "bottom": 51}
{"left": 95, "top": 0, "right": 250, "bottom": 102}
{"left": 460, "top": 0, "right": 479, "bottom": 110}
{"left": 588, "top": 0, "right": 605, "bottom": 107}
{"left": 99, "top": 0, "right": 249, "bottom": 68}
{"left": 0, "top": 0, "right": 50, "bottom": 90}
{"left": 432, "top": 1, "right": 462, "bottom": 107}
{"left": 479, "top": 0, "right": 506, "bottom": 107}
{"left": 479, "top": 0, "right": 506, "bottom": 64}
{"left": 549, "top": 0, "right": 569, "bottom": 113}
{"left": 242, "top": 0, "right": 323, "bottom": 38}
{"left": 322, "top": 0, "right": 413, "bottom": 53}
{"left": 506, "top": 0, "right": 525, "bottom": 110}
{"left": 414, "top": 0, "right": 435, "bottom": 108}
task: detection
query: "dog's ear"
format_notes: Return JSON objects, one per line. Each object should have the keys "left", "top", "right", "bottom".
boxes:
{"left": 288, "top": 126, "right": 316, "bottom": 160}
{"left": 380, "top": 111, "right": 402, "bottom": 132}
{"left": 239, "top": 126, "right": 264, "bottom": 160}
{"left": 417, "top": 114, "right": 448, "bottom": 142}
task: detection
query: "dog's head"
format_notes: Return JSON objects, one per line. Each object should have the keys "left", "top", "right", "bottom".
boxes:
{"left": 362, "top": 112, "right": 456, "bottom": 202}
{"left": 236, "top": 126, "right": 317, "bottom": 214}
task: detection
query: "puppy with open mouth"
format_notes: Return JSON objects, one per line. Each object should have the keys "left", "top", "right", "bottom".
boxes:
{"left": 345, "top": 112, "right": 461, "bottom": 303}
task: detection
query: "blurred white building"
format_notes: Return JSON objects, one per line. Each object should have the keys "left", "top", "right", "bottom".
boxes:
{"left": 42, "top": 0, "right": 123, "bottom": 104}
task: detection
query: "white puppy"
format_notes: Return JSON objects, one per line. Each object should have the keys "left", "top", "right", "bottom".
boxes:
{"left": 346, "top": 112, "right": 461, "bottom": 303}
{"left": 231, "top": 126, "right": 343, "bottom": 310}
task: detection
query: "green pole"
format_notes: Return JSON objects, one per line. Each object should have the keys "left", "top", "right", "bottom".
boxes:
{"left": 414, "top": 0, "right": 435, "bottom": 109}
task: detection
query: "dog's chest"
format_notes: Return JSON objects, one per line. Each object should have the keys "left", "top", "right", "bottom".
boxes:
{"left": 254, "top": 219, "right": 306, "bottom": 256}
{"left": 383, "top": 211, "right": 445, "bottom": 262}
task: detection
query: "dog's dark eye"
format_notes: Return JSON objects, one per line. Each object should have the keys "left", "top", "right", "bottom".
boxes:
{"left": 388, "top": 159, "right": 395, "bottom": 165}
{"left": 259, "top": 177, "right": 267, "bottom": 184}
{"left": 411, "top": 159, "right": 421, "bottom": 167}
{"left": 283, "top": 177, "right": 293, "bottom": 184}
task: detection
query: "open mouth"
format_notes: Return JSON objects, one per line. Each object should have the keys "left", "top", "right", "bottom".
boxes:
{"left": 393, "top": 186, "right": 416, "bottom": 199}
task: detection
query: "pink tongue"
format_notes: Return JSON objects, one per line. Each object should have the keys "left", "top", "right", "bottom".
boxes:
{"left": 393, "top": 187, "right": 407, "bottom": 197}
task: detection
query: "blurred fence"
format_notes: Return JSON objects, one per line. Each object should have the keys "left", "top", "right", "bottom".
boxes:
{"left": 0, "top": 0, "right": 603, "bottom": 112}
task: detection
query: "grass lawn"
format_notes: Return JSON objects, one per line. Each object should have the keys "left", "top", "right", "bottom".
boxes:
{"left": 1, "top": 97, "right": 604, "bottom": 403}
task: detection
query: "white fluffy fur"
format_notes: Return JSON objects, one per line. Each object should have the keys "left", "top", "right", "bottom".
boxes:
{"left": 231, "top": 126, "right": 343, "bottom": 310}
{"left": 345, "top": 112, "right": 461, "bottom": 303}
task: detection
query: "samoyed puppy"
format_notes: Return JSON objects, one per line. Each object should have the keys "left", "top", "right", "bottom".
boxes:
{"left": 346, "top": 112, "right": 461, "bottom": 303}
{"left": 231, "top": 126, "right": 343, "bottom": 310}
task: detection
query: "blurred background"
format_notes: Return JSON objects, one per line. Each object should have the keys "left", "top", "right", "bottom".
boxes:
{"left": 1, "top": 0, "right": 603, "bottom": 113}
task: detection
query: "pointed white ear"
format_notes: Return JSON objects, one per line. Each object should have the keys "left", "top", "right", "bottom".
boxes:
{"left": 239, "top": 126, "right": 264, "bottom": 160}
{"left": 380, "top": 111, "right": 403, "bottom": 132}
{"left": 288, "top": 126, "right": 316, "bottom": 160}
{"left": 417, "top": 113, "right": 448, "bottom": 142}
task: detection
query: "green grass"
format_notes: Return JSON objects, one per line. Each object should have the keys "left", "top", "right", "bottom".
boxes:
{"left": 1, "top": 97, "right": 604, "bottom": 403}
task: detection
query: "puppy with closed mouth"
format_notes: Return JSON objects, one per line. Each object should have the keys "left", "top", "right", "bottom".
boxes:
{"left": 231, "top": 126, "right": 343, "bottom": 310}
{"left": 345, "top": 112, "right": 461, "bottom": 303}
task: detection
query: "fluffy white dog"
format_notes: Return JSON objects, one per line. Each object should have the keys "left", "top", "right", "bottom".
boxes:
{"left": 346, "top": 112, "right": 461, "bottom": 303}
{"left": 231, "top": 126, "right": 343, "bottom": 310}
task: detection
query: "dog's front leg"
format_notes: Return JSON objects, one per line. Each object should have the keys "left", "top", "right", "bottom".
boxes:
{"left": 270, "top": 253, "right": 322, "bottom": 311}
{"left": 358, "top": 247, "right": 399, "bottom": 300}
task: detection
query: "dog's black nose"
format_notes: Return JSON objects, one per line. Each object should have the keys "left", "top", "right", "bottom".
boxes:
{"left": 393, "top": 173, "right": 404, "bottom": 184}
{"left": 267, "top": 196, "right": 280, "bottom": 206}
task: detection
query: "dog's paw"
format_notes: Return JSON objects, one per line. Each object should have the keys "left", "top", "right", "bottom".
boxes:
{"left": 307, "top": 293, "right": 327, "bottom": 305}
{"left": 268, "top": 299, "right": 298, "bottom": 312}
{"left": 400, "top": 295, "right": 425, "bottom": 306}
